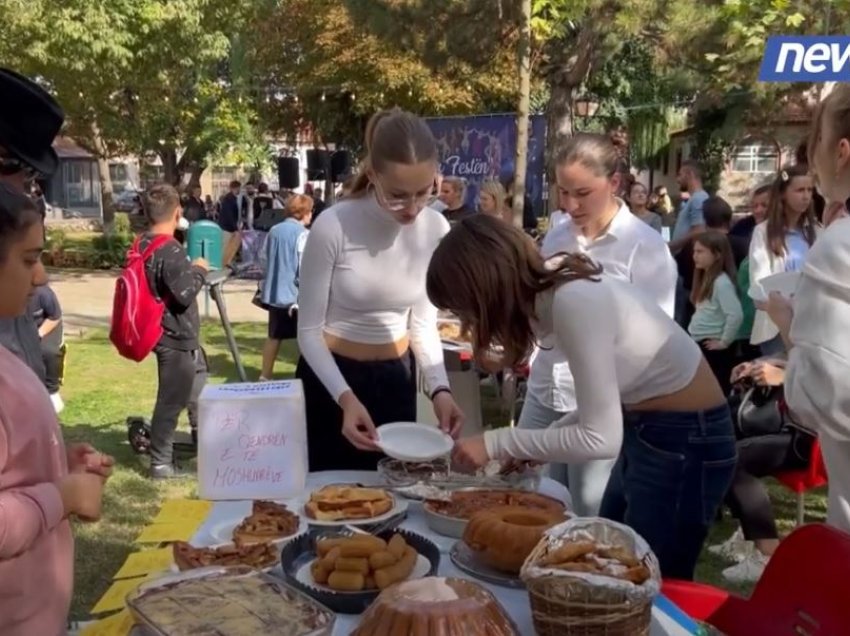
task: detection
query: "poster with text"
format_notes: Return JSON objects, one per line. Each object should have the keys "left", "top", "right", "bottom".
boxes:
{"left": 425, "top": 114, "right": 547, "bottom": 217}
{"left": 198, "top": 381, "right": 307, "bottom": 501}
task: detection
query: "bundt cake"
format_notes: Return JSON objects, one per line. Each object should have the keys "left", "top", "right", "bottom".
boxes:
{"left": 351, "top": 577, "right": 518, "bottom": 635}
{"left": 463, "top": 505, "right": 565, "bottom": 574}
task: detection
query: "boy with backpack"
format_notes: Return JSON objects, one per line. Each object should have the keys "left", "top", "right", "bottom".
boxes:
{"left": 112, "top": 184, "right": 209, "bottom": 479}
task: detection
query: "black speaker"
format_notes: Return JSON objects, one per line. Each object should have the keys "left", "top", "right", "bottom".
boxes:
{"left": 277, "top": 157, "right": 300, "bottom": 189}
{"left": 306, "top": 149, "right": 330, "bottom": 181}
{"left": 330, "top": 150, "right": 352, "bottom": 183}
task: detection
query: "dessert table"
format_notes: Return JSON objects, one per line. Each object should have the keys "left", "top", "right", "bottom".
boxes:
{"left": 191, "top": 470, "right": 698, "bottom": 636}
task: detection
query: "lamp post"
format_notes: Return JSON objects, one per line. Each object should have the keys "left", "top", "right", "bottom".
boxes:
{"left": 573, "top": 95, "right": 600, "bottom": 131}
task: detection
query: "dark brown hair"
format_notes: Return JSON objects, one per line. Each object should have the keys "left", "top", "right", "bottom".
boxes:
{"left": 145, "top": 184, "right": 181, "bottom": 223}
{"left": 0, "top": 185, "right": 41, "bottom": 262}
{"left": 691, "top": 231, "right": 738, "bottom": 305}
{"left": 808, "top": 84, "right": 850, "bottom": 166}
{"left": 285, "top": 193, "right": 314, "bottom": 221}
{"left": 350, "top": 109, "right": 438, "bottom": 197}
{"left": 680, "top": 159, "right": 703, "bottom": 180}
{"left": 426, "top": 215, "right": 602, "bottom": 367}
{"left": 765, "top": 164, "right": 817, "bottom": 257}
{"left": 703, "top": 195, "right": 733, "bottom": 229}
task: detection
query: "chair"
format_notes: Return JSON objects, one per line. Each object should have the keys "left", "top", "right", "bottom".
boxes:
{"left": 663, "top": 523, "right": 850, "bottom": 635}
{"left": 774, "top": 437, "right": 828, "bottom": 525}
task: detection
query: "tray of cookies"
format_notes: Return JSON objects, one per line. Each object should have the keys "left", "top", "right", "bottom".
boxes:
{"left": 303, "top": 484, "right": 408, "bottom": 527}
{"left": 280, "top": 528, "right": 441, "bottom": 614}
{"left": 127, "top": 565, "right": 335, "bottom": 636}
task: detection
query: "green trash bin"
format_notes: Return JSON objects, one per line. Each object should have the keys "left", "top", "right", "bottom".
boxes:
{"left": 186, "top": 220, "right": 223, "bottom": 270}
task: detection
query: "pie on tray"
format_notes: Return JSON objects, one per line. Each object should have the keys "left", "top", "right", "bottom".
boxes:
{"left": 232, "top": 500, "right": 300, "bottom": 546}
{"left": 425, "top": 489, "right": 565, "bottom": 520}
{"left": 305, "top": 485, "right": 394, "bottom": 522}
{"left": 172, "top": 540, "right": 279, "bottom": 571}
{"left": 130, "top": 570, "right": 334, "bottom": 635}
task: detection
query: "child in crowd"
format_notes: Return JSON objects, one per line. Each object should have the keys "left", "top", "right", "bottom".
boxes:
{"left": 689, "top": 231, "right": 744, "bottom": 395}
{"left": 142, "top": 185, "right": 209, "bottom": 480}
{"left": 28, "top": 282, "right": 65, "bottom": 413}
{"left": 0, "top": 186, "right": 113, "bottom": 636}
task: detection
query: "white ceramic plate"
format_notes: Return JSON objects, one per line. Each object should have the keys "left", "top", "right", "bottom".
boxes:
{"left": 294, "top": 554, "right": 431, "bottom": 593}
{"left": 751, "top": 271, "right": 800, "bottom": 301}
{"left": 303, "top": 494, "right": 409, "bottom": 528}
{"left": 207, "top": 515, "right": 306, "bottom": 546}
{"left": 376, "top": 422, "right": 454, "bottom": 462}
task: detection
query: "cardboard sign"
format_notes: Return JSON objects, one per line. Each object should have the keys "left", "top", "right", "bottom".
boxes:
{"left": 198, "top": 380, "right": 308, "bottom": 500}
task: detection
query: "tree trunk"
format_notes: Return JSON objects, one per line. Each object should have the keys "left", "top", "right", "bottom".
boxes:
{"left": 89, "top": 123, "right": 115, "bottom": 229}
{"left": 512, "top": 0, "right": 533, "bottom": 229}
{"left": 161, "top": 148, "right": 180, "bottom": 186}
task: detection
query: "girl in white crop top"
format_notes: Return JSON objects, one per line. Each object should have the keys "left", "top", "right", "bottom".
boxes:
{"left": 296, "top": 109, "right": 464, "bottom": 472}
{"left": 427, "top": 215, "right": 735, "bottom": 580}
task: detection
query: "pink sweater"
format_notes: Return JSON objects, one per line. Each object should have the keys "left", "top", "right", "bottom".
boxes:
{"left": 0, "top": 345, "right": 72, "bottom": 636}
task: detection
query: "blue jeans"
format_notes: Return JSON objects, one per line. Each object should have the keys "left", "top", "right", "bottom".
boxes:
{"left": 518, "top": 392, "right": 616, "bottom": 516}
{"left": 599, "top": 404, "right": 736, "bottom": 580}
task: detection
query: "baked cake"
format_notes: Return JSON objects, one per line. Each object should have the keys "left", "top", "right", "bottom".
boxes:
{"left": 426, "top": 489, "right": 565, "bottom": 520}
{"left": 232, "top": 500, "right": 299, "bottom": 546}
{"left": 463, "top": 505, "right": 565, "bottom": 574}
{"left": 352, "top": 577, "right": 518, "bottom": 635}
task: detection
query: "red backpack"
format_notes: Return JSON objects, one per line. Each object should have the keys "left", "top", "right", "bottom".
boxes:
{"left": 110, "top": 234, "right": 174, "bottom": 362}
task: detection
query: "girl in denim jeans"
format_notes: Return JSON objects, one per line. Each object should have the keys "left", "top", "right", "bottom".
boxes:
{"left": 428, "top": 215, "right": 736, "bottom": 580}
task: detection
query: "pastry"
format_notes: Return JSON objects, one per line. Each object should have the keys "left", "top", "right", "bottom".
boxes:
{"left": 172, "top": 541, "right": 279, "bottom": 571}
{"left": 426, "top": 489, "right": 565, "bottom": 520}
{"left": 534, "top": 539, "right": 652, "bottom": 585}
{"left": 305, "top": 485, "right": 393, "bottom": 521}
{"left": 351, "top": 577, "right": 518, "bottom": 635}
{"left": 438, "top": 323, "right": 468, "bottom": 343}
{"left": 463, "top": 506, "right": 565, "bottom": 574}
{"left": 232, "top": 500, "right": 300, "bottom": 546}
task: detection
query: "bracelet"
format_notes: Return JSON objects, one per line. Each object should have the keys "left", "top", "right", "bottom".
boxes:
{"left": 430, "top": 386, "right": 452, "bottom": 401}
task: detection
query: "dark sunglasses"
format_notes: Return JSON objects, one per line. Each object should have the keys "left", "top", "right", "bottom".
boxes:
{"left": 0, "top": 155, "right": 41, "bottom": 180}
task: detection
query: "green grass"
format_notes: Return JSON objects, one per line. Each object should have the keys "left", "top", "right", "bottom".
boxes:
{"left": 59, "top": 322, "right": 827, "bottom": 619}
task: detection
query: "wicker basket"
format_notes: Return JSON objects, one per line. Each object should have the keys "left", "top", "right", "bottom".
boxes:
{"left": 521, "top": 519, "right": 659, "bottom": 636}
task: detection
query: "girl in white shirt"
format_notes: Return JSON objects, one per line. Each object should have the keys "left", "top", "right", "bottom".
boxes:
{"left": 296, "top": 109, "right": 464, "bottom": 471}
{"left": 748, "top": 165, "right": 818, "bottom": 354}
{"left": 428, "top": 215, "right": 734, "bottom": 580}
{"left": 767, "top": 85, "right": 850, "bottom": 532}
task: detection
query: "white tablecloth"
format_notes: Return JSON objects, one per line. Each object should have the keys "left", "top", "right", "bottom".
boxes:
{"left": 191, "top": 470, "right": 697, "bottom": 636}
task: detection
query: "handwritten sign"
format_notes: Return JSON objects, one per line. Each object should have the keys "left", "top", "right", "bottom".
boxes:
{"left": 113, "top": 548, "right": 174, "bottom": 579}
{"left": 198, "top": 380, "right": 308, "bottom": 500}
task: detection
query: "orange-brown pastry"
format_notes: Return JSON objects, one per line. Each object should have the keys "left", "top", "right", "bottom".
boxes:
{"left": 463, "top": 506, "right": 565, "bottom": 574}
{"left": 426, "top": 489, "right": 565, "bottom": 520}
{"left": 305, "top": 485, "right": 393, "bottom": 521}
{"left": 352, "top": 577, "right": 518, "bottom": 635}
{"left": 172, "top": 540, "right": 280, "bottom": 571}
{"left": 232, "top": 500, "right": 299, "bottom": 546}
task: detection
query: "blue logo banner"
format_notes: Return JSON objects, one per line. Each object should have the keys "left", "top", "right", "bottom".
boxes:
{"left": 759, "top": 36, "right": 850, "bottom": 82}
{"left": 424, "top": 114, "right": 546, "bottom": 216}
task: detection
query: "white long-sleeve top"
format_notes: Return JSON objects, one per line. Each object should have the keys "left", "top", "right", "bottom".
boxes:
{"left": 485, "top": 275, "right": 703, "bottom": 463}
{"left": 527, "top": 201, "right": 678, "bottom": 412}
{"left": 785, "top": 216, "right": 850, "bottom": 442}
{"left": 297, "top": 194, "right": 451, "bottom": 402}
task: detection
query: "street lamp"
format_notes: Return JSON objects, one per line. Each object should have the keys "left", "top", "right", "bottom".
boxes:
{"left": 573, "top": 95, "right": 600, "bottom": 119}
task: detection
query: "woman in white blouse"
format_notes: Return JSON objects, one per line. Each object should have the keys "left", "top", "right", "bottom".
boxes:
{"left": 748, "top": 164, "right": 818, "bottom": 354}
{"left": 296, "top": 109, "right": 464, "bottom": 471}
{"left": 428, "top": 215, "right": 734, "bottom": 580}
{"left": 767, "top": 84, "right": 850, "bottom": 532}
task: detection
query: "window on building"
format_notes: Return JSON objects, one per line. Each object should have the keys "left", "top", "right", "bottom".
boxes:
{"left": 731, "top": 139, "right": 779, "bottom": 174}
{"left": 109, "top": 163, "right": 129, "bottom": 193}
{"left": 64, "top": 161, "right": 98, "bottom": 208}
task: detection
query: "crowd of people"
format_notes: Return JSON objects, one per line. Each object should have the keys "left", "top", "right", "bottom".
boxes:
{"left": 2, "top": 57, "right": 850, "bottom": 636}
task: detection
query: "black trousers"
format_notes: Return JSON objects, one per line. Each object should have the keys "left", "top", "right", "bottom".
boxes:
{"left": 296, "top": 351, "right": 416, "bottom": 472}
{"left": 725, "top": 431, "right": 812, "bottom": 541}
{"left": 150, "top": 346, "right": 208, "bottom": 466}
{"left": 700, "top": 342, "right": 737, "bottom": 396}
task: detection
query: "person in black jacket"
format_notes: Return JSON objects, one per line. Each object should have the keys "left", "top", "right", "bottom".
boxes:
{"left": 142, "top": 184, "right": 210, "bottom": 479}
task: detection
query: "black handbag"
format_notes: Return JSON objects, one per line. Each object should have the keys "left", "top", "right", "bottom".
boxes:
{"left": 729, "top": 380, "right": 787, "bottom": 439}
{"left": 252, "top": 284, "right": 270, "bottom": 311}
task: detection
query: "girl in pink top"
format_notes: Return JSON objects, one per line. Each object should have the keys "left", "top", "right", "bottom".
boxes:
{"left": 0, "top": 188, "right": 113, "bottom": 636}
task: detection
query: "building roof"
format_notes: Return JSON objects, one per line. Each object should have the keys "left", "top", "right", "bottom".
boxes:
{"left": 52, "top": 136, "right": 94, "bottom": 159}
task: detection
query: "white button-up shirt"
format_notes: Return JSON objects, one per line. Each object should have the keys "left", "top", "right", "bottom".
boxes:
{"left": 527, "top": 200, "right": 678, "bottom": 412}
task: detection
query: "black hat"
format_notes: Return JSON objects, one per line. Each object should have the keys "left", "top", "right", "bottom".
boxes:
{"left": 0, "top": 68, "right": 65, "bottom": 177}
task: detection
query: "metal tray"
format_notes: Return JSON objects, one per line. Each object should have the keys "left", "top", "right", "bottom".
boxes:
{"left": 450, "top": 541, "right": 525, "bottom": 590}
{"left": 280, "top": 528, "right": 441, "bottom": 615}
{"left": 126, "top": 565, "right": 335, "bottom": 636}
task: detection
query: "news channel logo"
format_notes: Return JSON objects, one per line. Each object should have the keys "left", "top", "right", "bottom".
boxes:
{"left": 759, "top": 36, "right": 850, "bottom": 82}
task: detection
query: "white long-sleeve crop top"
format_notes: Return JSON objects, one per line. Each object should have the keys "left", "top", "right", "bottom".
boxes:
{"left": 297, "top": 194, "right": 451, "bottom": 402}
{"left": 484, "top": 274, "right": 703, "bottom": 463}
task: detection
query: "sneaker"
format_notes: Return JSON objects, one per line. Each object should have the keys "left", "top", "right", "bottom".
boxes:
{"left": 708, "top": 527, "right": 749, "bottom": 562}
{"left": 150, "top": 464, "right": 192, "bottom": 480}
{"left": 50, "top": 392, "right": 64, "bottom": 414}
{"left": 722, "top": 550, "right": 769, "bottom": 584}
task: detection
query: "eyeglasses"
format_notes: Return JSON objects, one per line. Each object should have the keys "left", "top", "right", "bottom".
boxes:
{"left": 371, "top": 176, "right": 434, "bottom": 212}
{"left": 0, "top": 155, "right": 41, "bottom": 180}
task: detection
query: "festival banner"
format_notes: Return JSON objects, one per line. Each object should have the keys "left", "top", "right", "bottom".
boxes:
{"left": 424, "top": 114, "right": 546, "bottom": 217}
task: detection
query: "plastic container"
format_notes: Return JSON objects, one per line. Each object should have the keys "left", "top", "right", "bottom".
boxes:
{"left": 126, "top": 565, "right": 335, "bottom": 635}
{"left": 186, "top": 220, "right": 223, "bottom": 270}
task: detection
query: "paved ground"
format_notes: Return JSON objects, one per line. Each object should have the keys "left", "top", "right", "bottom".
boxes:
{"left": 49, "top": 269, "right": 266, "bottom": 336}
